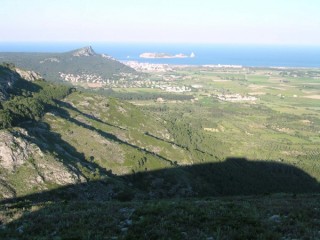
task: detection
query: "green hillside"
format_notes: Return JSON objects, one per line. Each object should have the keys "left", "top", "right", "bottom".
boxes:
{"left": 1, "top": 64, "right": 318, "bottom": 199}
{"left": 0, "top": 46, "right": 136, "bottom": 82}
{"left": 0, "top": 64, "right": 319, "bottom": 239}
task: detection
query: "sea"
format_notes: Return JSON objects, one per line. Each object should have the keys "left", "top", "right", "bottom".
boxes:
{"left": 0, "top": 42, "right": 320, "bottom": 67}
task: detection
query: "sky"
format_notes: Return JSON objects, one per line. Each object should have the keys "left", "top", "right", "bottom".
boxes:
{"left": 1, "top": 0, "right": 320, "bottom": 45}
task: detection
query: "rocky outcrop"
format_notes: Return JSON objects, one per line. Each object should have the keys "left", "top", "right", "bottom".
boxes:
{"left": 0, "top": 128, "right": 78, "bottom": 198}
{"left": 72, "top": 46, "right": 96, "bottom": 57}
{"left": 37, "top": 160, "right": 80, "bottom": 185}
{"left": 0, "top": 129, "right": 39, "bottom": 171}
{"left": 15, "top": 68, "right": 42, "bottom": 81}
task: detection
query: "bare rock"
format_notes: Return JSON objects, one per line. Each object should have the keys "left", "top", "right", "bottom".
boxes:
{"left": 38, "top": 160, "right": 80, "bottom": 185}
{"left": 15, "top": 68, "right": 42, "bottom": 81}
{"left": 0, "top": 129, "right": 42, "bottom": 171}
{"left": 72, "top": 46, "right": 96, "bottom": 57}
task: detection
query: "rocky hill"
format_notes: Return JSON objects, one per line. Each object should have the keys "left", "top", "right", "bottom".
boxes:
{"left": 70, "top": 46, "right": 96, "bottom": 57}
{"left": 0, "top": 46, "right": 136, "bottom": 83}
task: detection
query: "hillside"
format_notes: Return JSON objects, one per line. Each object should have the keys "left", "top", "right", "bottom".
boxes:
{"left": 0, "top": 64, "right": 318, "bottom": 199}
{"left": 0, "top": 46, "right": 136, "bottom": 83}
{"left": 0, "top": 64, "right": 319, "bottom": 239}
{"left": 0, "top": 63, "right": 181, "bottom": 199}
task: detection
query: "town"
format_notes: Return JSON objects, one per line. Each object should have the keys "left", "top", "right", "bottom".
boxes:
{"left": 59, "top": 70, "right": 192, "bottom": 93}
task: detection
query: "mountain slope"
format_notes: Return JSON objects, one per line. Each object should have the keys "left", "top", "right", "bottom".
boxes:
{"left": 0, "top": 64, "right": 318, "bottom": 201}
{"left": 0, "top": 46, "right": 136, "bottom": 82}
{"left": 0, "top": 64, "right": 193, "bottom": 198}
{"left": 1, "top": 60, "right": 320, "bottom": 239}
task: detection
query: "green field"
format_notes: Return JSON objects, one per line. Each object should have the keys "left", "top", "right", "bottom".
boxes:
{"left": 106, "top": 66, "right": 320, "bottom": 181}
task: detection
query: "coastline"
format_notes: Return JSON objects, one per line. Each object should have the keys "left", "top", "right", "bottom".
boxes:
{"left": 123, "top": 60, "right": 320, "bottom": 70}
{"left": 0, "top": 42, "right": 320, "bottom": 68}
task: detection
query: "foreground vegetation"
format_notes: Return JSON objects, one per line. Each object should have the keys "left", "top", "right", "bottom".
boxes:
{"left": 1, "top": 194, "right": 320, "bottom": 239}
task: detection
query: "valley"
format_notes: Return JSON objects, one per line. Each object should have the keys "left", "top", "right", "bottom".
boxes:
{"left": 0, "top": 56, "right": 319, "bottom": 239}
{"left": 77, "top": 64, "right": 320, "bottom": 181}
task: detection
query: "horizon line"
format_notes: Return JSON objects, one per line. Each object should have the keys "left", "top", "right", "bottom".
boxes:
{"left": 1, "top": 41, "right": 320, "bottom": 47}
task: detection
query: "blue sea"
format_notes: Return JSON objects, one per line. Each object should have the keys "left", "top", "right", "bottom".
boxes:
{"left": 0, "top": 42, "right": 320, "bottom": 67}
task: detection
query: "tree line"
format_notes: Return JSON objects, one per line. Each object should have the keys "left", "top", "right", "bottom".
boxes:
{"left": 94, "top": 88, "right": 194, "bottom": 101}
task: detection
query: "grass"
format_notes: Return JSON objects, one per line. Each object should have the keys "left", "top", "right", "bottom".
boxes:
{"left": 1, "top": 194, "right": 319, "bottom": 239}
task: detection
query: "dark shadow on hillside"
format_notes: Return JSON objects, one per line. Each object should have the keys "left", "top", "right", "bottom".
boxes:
{"left": 1, "top": 157, "right": 319, "bottom": 205}
{"left": 0, "top": 64, "right": 43, "bottom": 96}
{"left": 7, "top": 78, "right": 43, "bottom": 96}
{"left": 52, "top": 104, "right": 175, "bottom": 166}
{"left": 1, "top": 158, "right": 319, "bottom": 240}
{"left": 124, "top": 157, "right": 320, "bottom": 198}
{"left": 1, "top": 158, "right": 319, "bottom": 238}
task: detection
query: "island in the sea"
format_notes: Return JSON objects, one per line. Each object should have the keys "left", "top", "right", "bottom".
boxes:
{"left": 140, "top": 52, "right": 195, "bottom": 59}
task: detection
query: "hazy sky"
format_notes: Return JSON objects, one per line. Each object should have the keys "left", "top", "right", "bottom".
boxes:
{"left": 1, "top": 0, "right": 320, "bottom": 45}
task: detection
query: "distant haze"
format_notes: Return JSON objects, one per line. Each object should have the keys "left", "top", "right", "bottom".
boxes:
{"left": 1, "top": 0, "right": 320, "bottom": 45}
